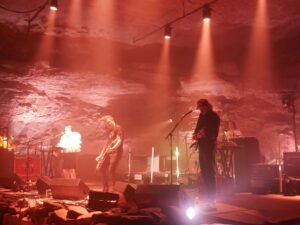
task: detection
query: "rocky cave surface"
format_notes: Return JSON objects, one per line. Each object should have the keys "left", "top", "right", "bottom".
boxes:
{"left": 0, "top": 0, "right": 300, "bottom": 172}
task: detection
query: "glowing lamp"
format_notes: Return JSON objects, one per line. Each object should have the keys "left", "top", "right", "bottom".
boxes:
{"left": 164, "top": 24, "right": 172, "bottom": 39}
{"left": 50, "top": 0, "right": 58, "bottom": 11}
{"left": 185, "top": 207, "right": 196, "bottom": 220}
{"left": 202, "top": 4, "right": 211, "bottom": 22}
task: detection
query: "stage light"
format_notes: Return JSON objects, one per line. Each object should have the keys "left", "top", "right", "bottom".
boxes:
{"left": 50, "top": 0, "right": 58, "bottom": 11}
{"left": 185, "top": 207, "right": 196, "bottom": 220}
{"left": 164, "top": 24, "right": 172, "bottom": 39}
{"left": 202, "top": 4, "right": 211, "bottom": 22}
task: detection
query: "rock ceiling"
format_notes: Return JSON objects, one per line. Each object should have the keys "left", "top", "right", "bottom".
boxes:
{"left": 0, "top": 0, "right": 300, "bottom": 45}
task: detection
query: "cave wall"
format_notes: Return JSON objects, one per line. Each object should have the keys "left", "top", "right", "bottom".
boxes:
{"left": 0, "top": 20, "right": 299, "bottom": 173}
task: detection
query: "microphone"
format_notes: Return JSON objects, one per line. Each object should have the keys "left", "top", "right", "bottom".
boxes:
{"left": 182, "top": 109, "right": 194, "bottom": 117}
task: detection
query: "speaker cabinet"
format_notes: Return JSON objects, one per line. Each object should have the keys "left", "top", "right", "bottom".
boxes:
{"left": 233, "top": 137, "right": 263, "bottom": 192}
{"left": 135, "top": 184, "right": 181, "bottom": 208}
{"left": 36, "top": 176, "right": 52, "bottom": 194}
{"left": 0, "top": 174, "right": 24, "bottom": 191}
{"left": 114, "top": 181, "right": 137, "bottom": 201}
{"left": 50, "top": 178, "right": 89, "bottom": 200}
{"left": 284, "top": 152, "right": 300, "bottom": 177}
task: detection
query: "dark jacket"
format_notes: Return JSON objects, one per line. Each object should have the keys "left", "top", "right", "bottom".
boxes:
{"left": 194, "top": 109, "right": 220, "bottom": 141}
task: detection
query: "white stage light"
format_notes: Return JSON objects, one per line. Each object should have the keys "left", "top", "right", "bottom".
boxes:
{"left": 185, "top": 207, "right": 196, "bottom": 220}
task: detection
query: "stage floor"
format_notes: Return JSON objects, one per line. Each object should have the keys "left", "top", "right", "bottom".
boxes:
{"left": 185, "top": 190, "right": 300, "bottom": 225}
{"left": 86, "top": 180, "right": 300, "bottom": 224}
{"left": 1, "top": 180, "right": 300, "bottom": 225}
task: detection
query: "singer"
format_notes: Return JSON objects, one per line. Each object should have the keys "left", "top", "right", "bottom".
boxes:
{"left": 192, "top": 99, "right": 220, "bottom": 210}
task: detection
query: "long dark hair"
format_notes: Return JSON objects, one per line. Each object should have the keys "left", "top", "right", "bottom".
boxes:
{"left": 197, "top": 99, "right": 212, "bottom": 110}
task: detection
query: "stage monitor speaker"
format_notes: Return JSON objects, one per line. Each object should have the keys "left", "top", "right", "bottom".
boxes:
{"left": 36, "top": 176, "right": 52, "bottom": 195}
{"left": 50, "top": 178, "right": 89, "bottom": 200}
{"left": 0, "top": 174, "right": 25, "bottom": 191}
{"left": 135, "top": 184, "right": 181, "bottom": 209}
{"left": 114, "top": 181, "right": 137, "bottom": 201}
{"left": 283, "top": 152, "right": 300, "bottom": 177}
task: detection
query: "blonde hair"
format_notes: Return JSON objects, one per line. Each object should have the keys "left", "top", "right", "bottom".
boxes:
{"left": 100, "top": 115, "right": 115, "bottom": 126}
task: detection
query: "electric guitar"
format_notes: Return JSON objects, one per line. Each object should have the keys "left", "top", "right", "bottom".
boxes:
{"left": 95, "top": 136, "right": 121, "bottom": 171}
{"left": 190, "top": 129, "right": 205, "bottom": 149}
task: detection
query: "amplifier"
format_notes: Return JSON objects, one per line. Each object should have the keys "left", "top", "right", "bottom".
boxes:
{"left": 283, "top": 152, "right": 300, "bottom": 177}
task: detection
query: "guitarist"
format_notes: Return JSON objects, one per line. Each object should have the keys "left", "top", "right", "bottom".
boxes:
{"left": 96, "top": 115, "right": 124, "bottom": 192}
{"left": 192, "top": 99, "right": 220, "bottom": 210}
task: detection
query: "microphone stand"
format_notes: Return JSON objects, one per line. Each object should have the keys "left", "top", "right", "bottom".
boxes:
{"left": 24, "top": 135, "right": 51, "bottom": 184}
{"left": 127, "top": 145, "right": 132, "bottom": 182}
{"left": 24, "top": 139, "right": 38, "bottom": 191}
{"left": 291, "top": 96, "right": 298, "bottom": 152}
{"left": 166, "top": 110, "right": 193, "bottom": 184}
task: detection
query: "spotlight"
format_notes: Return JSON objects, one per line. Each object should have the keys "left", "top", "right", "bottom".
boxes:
{"left": 50, "top": 0, "right": 58, "bottom": 11}
{"left": 202, "top": 4, "right": 211, "bottom": 22}
{"left": 164, "top": 24, "right": 172, "bottom": 39}
{"left": 185, "top": 207, "right": 196, "bottom": 220}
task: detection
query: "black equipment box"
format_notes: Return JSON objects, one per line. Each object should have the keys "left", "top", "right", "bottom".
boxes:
{"left": 283, "top": 177, "right": 300, "bottom": 196}
{"left": 250, "top": 178, "right": 280, "bottom": 194}
{"left": 284, "top": 152, "right": 300, "bottom": 177}
{"left": 88, "top": 191, "right": 119, "bottom": 211}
